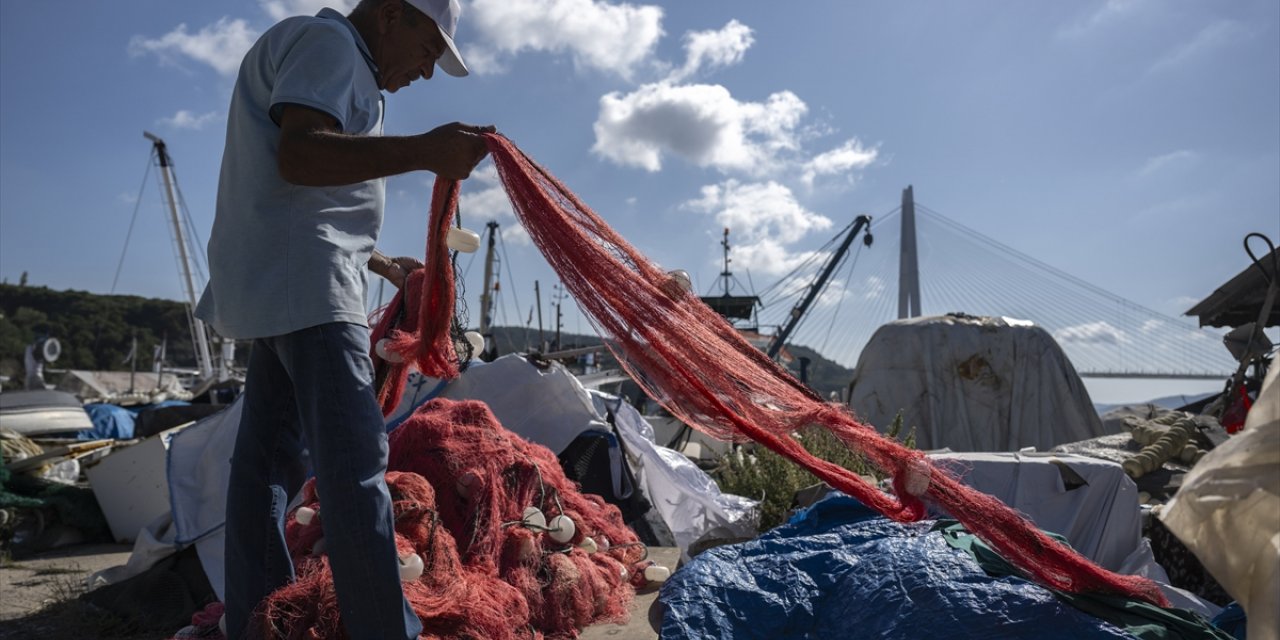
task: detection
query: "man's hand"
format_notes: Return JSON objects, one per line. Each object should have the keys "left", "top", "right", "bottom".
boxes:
{"left": 387, "top": 256, "right": 423, "bottom": 289}
{"left": 420, "top": 122, "right": 497, "bottom": 180}
{"left": 369, "top": 251, "right": 423, "bottom": 289}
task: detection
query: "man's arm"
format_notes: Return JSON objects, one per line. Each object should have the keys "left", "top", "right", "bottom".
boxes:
{"left": 276, "top": 104, "right": 494, "bottom": 186}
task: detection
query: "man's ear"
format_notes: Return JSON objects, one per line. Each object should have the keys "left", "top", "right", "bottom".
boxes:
{"left": 375, "top": 0, "right": 403, "bottom": 35}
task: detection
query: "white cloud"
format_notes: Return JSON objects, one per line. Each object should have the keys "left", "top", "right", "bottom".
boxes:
{"left": 129, "top": 18, "right": 258, "bottom": 77}
{"left": 260, "top": 0, "right": 356, "bottom": 21}
{"left": 730, "top": 239, "right": 825, "bottom": 277}
{"left": 1149, "top": 20, "right": 1246, "bottom": 74}
{"left": 667, "top": 20, "right": 753, "bottom": 82}
{"left": 1053, "top": 321, "right": 1130, "bottom": 345}
{"left": 1140, "top": 319, "right": 1165, "bottom": 333}
{"left": 1137, "top": 150, "right": 1197, "bottom": 177}
{"left": 1058, "top": 0, "right": 1148, "bottom": 39}
{"left": 468, "top": 0, "right": 664, "bottom": 78}
{"left": 801, "top": 138, "right": 879, "bottom": 188}
{"left": 684, "top": 179, "right": 832, "bottom": 276}
{"left": 158, "top": 110, "right": 220, "bottom": 130}
{"left": 459, "top": 163, "right": 530, "bottom": 245}
{"left": 593, "top": 83, "right": 807, "bottom": 174}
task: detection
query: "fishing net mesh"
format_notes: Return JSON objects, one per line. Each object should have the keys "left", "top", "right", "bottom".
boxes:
{"left": 474, "top": 133, "right": 1166, "bottom": 606}
{"left": 258, "top": 398, "right": 647, "bottom": 639}
{"left": 279, "top": 132, "right": 1167, "bottom": 637}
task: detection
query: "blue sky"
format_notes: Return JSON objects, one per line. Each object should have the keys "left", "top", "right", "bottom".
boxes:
{"left": 2, "top": 0, "right": 1277, "bottom": 403}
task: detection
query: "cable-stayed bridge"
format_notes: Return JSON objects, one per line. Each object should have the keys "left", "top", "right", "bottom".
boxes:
{"left": 751, "top": 187, "right": 1235, "bottom": 379}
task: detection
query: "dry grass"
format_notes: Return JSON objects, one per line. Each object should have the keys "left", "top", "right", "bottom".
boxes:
{"left": 0, "top": 573, "right": 170, "bottom": 640}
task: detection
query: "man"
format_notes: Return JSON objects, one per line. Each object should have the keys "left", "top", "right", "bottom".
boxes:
{"left": 194, "top": 0, "right": 493, "bottom": 637}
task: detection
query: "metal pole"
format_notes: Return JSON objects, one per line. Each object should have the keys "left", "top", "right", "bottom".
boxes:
{"left": 479, "top": 221, "right": 498, "bottom": 335}
{"left": 721, "top": 228, "right": 732, "bottom": 296}
{"left": 768, "top": 215, "right": 872, "bottom": 359}
{"left": 144, "top": 132, "right": 214, "bottom": 379}
{"left": 535, "top": 280, "right": 544, "bottom": 351}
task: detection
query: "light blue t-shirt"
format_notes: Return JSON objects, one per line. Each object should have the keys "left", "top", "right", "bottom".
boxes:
{"left": 196, "top": 8, "right": 384, "bottom": 339}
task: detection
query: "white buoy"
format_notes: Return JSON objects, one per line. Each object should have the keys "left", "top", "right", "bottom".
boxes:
{"left": 598, "top": 536, "right": 610, "bottom": 552}
{"left": 465, "top": 331, "right": 485, "bottom": 355}
{"left": 522, "top": 506, "right": 547, "bottom": 530}
{"left": 295, "top": 506, "right": 316, "bottom": 526}
{"left": 398, "top": 552, "right": 425, "bottom": 581}
{"left": 447, "top": 227, "right": 482, "bottom": 253}
{"left": 375, "top": 338, "right": 404, "bottom": 363}
{"left": 548, "top": 514, "right": 576, "bottom": 544}
{"left": 644, "top": 565, "right": 671, "bottom": 583}
{"left": 394, "top": 552, "right": 424, "bottom": 583}
{"left": 668, "top": 269, "right": 692, "bottom": 293}
{"left": 578, "top": 537, "right": 598, "bottom": 554}
{"left": 312, "top": 537, "right": 326, "bottom": 556}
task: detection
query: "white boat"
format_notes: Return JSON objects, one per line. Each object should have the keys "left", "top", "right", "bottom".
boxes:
{"left": 0, "top": 389, "right": 93, "bottom": 437}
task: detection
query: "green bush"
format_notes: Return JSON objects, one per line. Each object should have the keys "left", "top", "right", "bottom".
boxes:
{"left": 714, "top": 412, "right": 914, "bottom": 531}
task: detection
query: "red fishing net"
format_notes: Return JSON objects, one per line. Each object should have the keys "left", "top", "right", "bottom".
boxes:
{"left": 410, "top": 132, "right": 1161, "bottom": 606}
{"left": 258, "top": 398, "right": 648, "bottom": 639}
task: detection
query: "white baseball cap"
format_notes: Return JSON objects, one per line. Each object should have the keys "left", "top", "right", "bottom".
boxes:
{"left": 404, "top": 0, "right": 469, "bottom": 77}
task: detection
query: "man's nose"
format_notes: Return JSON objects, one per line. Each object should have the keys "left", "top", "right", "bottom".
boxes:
{"left": 421, "top": 64, "right": 435, "bottom": 80}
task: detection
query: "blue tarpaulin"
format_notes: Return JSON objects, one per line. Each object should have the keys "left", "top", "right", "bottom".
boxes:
{"left": 658, "top": 495, "right": 1138, "bottom": 639}
{"left": 79, "top": 400, "right": 191, "bottom": 440}
{"left": 80, "top": 403, "right": 137, "bottom": 440}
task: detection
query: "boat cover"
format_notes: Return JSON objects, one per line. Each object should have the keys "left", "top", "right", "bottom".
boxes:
{"left": 56, "top": 370, "right": 190, "bottom": 401}
{"left": 659, "top": 495, "right": 1221, "bottom": 640}
{"left": 848, "top": 314, "right": 1106, "bottom": 451}
{"left": 81, "top": 403, "right": 137, "bottom": 440}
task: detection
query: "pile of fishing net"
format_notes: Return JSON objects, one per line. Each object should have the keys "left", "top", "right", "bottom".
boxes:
{"left": 257, "top": 397, "right": 650, "bottom": 639}
{"left": 373, "top": 133, "right": 1171, "bottom": 608}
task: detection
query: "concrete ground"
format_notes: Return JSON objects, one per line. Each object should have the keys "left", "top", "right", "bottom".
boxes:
{"left": 1, "top": 543, "right": 132, "bottom": 620}
{"left": 0, "top": 544, "right": 679, "bottom": 639}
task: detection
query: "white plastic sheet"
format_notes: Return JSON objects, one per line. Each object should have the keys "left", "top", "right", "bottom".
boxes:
{"left": 929, "top": 451, "right": 1219, "bottom": 618}
{"left": 1162, "top": 363, "right": 1280, "bottom": 640}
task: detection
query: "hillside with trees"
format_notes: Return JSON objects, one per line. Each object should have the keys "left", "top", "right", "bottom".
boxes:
{"left": 0, "top": 283, "right": 203, "bottom": 388}
{"left": 0, "top": 285, "right": 857, "bottom": 398}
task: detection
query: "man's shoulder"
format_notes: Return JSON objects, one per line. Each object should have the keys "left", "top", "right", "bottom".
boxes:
{"left": 263, "top": 13, "right": 355, "bottom": 49}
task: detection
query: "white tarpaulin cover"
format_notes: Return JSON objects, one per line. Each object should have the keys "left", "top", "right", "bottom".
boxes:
{"left": 1162, "top": 363, "right": 1280, "bottom": 640}
{"left": 929, "top": 451, "right": 1218, "bottom": 617}
{"left": 154, "top": 355, "right": 754, "bottom": 599}
{"left": 57, "top": 369, "right": 190, "bottom": 400}
{"left": 848, "top": 314, "right": 1106, "bottom": 452}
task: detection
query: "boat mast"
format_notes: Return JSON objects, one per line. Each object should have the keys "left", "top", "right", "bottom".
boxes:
{"left": 143, "top": 131, "right": 214, "bottom": 380}
{"left": 479, "top": 221, "right": 499, "bottom": 358}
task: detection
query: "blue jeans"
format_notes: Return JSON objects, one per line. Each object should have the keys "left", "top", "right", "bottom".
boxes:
{"left": 223, "top": 322, "right": 421, "bottom": 639}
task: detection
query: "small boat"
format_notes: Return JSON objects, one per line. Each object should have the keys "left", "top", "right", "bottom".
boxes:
{"left": 0, "top": 389, "right": 94, "bottom": 437}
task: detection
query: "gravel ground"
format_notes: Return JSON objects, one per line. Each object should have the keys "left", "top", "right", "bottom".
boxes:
{"left": 0, "top": 543, "right": 169, "bottom": 639}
